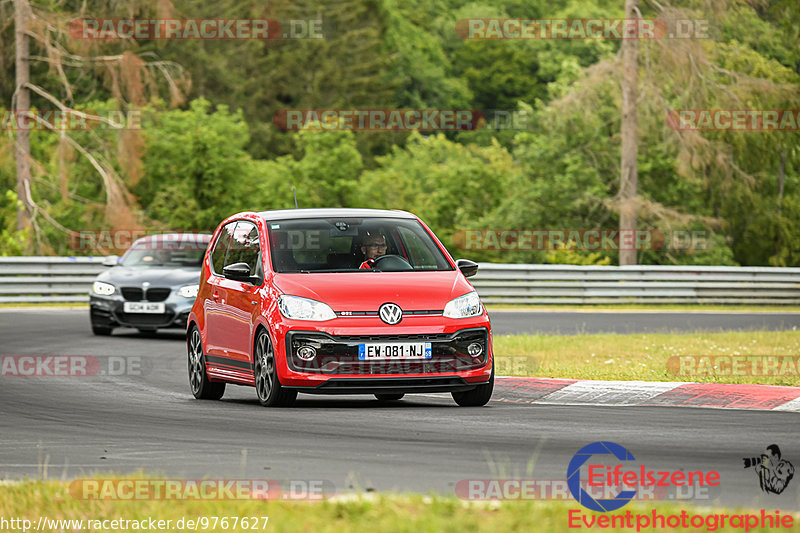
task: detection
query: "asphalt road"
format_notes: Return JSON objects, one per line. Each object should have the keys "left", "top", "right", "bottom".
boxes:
{"left": 1, "top": 309, "right": 798, "bottom": 511}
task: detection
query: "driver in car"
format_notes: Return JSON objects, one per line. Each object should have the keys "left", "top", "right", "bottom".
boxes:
{"left": 359, "top": 232, "right": 387, "bottom": 269}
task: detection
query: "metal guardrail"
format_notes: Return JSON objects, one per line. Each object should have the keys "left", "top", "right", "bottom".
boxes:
{"left": 0, "top": 258, "right": 799, "bottom": 305}
{"left": 0, "top": 257, "right": 106, "bottom": 303}
{"left": 472, "top": 263, "right": 800, "bottom": 305}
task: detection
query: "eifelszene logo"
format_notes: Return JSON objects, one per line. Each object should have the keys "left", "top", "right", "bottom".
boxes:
{"left": 567, "top": 441, "right": 721, "bottom": 512}
{"left": 743, "top": 445, "right": 795, "bottom": 495}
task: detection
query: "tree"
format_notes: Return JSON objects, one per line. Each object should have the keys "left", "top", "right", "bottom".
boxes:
{"left": 618, "top": 0, "right": 638, "bottom": 265}
{"left": 7, "top": 0, "right": 189, "bottom": 253}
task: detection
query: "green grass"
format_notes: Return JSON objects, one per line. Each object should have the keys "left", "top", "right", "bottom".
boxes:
{"left": 1, "top": 478, "right": 796, "bottom": 533}
{"left": 0, "top": 302, "right": 87, "bottom": 308}
{"left": 494, "top": 330, "right": 800, "bottom": 386}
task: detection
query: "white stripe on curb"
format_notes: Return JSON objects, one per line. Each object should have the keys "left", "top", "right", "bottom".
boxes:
{"left": 535, "top": 380, "right": 684, "bottom": 406}
{"left": 774, "top": 396, "right": 800, "bottom": 412}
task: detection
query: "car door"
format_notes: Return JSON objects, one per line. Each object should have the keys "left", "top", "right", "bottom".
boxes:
{"left": 216, "top": 220, "right": 262, "bottom": 367}
{"left": 204, "top": 221, "right": 236, "bottom": 358}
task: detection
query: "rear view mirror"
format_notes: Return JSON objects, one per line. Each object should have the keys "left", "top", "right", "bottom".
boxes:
{"left": 456, "top": 259, "right": 479, "bottom": 278}
{"left": 223, "top": 262, "right": 260, "bottom": 284}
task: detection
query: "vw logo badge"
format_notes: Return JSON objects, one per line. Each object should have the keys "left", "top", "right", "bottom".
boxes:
{"left": 379, "top": 303, "right": 403, "bottom": 325}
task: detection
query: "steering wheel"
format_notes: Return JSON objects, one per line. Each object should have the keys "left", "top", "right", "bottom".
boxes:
{"left": 371, "top": 254, "right": 413, "bottom": 271}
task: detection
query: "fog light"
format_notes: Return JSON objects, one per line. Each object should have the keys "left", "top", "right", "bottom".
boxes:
{"left": 297, "top": 346, "right": 317, "bottom": 361}
{"left": 467, "top": 342, "right": 483, "bottom": 357}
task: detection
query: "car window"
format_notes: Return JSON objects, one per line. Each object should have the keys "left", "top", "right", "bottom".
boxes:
{"left": 120, "top": 235, "right": 209, "bottom": 267}
{"left": 210, "top": 222, "right": 237, "bottom": 274}
{"left": 397, "top": 226, "right": 441, "bottom": 269}
{"left": 226, "top": 221, "right": 261, "bottom": 276}
{"left": 266, "top": 217, "right": 453, "bottom": 273}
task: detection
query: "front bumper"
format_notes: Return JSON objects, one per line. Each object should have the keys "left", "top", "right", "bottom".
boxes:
{"left": 90, "top": 293, "right": 194, "bottom": 330}
{"left": 285, "top": 327, "right": 490, "bottom": 375}
{"left": 287, "top": 376, "right": 482, "bottom": 394}
{"left": 274, "top": 318, "right": 493, "bottom": 391}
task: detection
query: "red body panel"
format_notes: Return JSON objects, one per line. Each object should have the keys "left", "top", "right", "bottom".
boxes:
{"left": 188, "top": 211, "right": 493, "bottom": 394}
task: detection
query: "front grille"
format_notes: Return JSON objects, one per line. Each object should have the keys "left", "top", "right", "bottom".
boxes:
{"left": 286, "top": 328, "right": 489, "bottom": 375}
{"left": 121, "top": 287, "right": 143, "bottom": 301}
{"left": 146, "top": 288, "right": 170, "bottom": 302}
{"left": 121, "top": 287, "right": 170, "bottom": 302}
{"left": 116, "top": 311, "right": 175, "bottom": 327}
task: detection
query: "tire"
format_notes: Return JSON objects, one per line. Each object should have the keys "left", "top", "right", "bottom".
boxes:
{"left": 452, "top": 363, "right": 494, "bottom": 407}
{"left": 254, "top": 329, "right": 297, "bottom": 407}
{"left": 91, "top": 323, "right": 113, "bottom": 336}
{"left": 375, "top": 394, "right": 404, "bottom": 401}
{"left": 187, "top": 326, "right": 225, "bottom": 400}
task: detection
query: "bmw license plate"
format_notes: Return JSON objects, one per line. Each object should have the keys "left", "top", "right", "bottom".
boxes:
{"left": 123, "top": 302, "right": 165, "bottom": 314}
{"left": 358, "top": 342, "right": 432, "bottom": 360}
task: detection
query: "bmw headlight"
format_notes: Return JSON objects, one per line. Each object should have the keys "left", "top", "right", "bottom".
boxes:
{"left": 178, "top": 284, "right": 199, "bottom": 298}
{"left": 278, "top": 295, "right": 336, "bottom": 321}
{"left": 443, "top": 291, "right": 482, "bottom": 318}
{"left": 92, "top": 281, "right": 115, "bottom": 296}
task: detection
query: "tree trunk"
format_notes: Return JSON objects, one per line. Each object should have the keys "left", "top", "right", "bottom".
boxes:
{"left": 619, "top": 0, "right": 639, "bottom": 265}
{"left": 777, "top": 150, "right": 785, "bottom": 215}
{"left": 14, "top": 0, "right": 32, "bottom": 235}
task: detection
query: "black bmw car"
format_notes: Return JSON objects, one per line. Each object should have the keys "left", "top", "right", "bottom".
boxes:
{"left": 89, "top": 233, "right": 211, "bottom": 336}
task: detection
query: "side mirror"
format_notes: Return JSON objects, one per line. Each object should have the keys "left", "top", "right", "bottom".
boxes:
{"left": 456, "top": 259, "right": 479, "bottom": 278}
{"left": 223, "top": 262, "right": 259, "bottom": 284}
{"left": 102, "top": 255, "right": 119, "bottom": 267}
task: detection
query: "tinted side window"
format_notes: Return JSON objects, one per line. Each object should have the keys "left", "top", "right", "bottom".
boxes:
{"left": 397, "top": 226, "right": 443, "bottom": 268}
{"left": 226, "top": 222, "right": 261, "bottom": 275}
{"left": 211, "top": 222, "right": 237, "bottom": 274}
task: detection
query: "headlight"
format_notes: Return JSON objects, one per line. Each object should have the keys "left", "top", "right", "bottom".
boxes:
{"left": 278, "top": 295, "right": 336, "bottom": 321}
{"left": 178, "top": 284, "right": 199, "bottom": 298}
{"left": 443, "top": 291, "right": 482, "bottom": 318}
{"left": 92, "top": 281, "right": 115, "bottom": 296}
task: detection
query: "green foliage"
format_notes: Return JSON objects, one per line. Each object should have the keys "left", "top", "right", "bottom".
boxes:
{"left": 0, "top": 192, "right": 30, "bottom": 256}
{"left": 258, "top": 129, "right": 364, "bottom": 209}
{"left": 545, "top": 241, "right": 612, "bottom": 265}
{"left": 1, "top": 0, "right": 798, "bottom": 267}
{"left": 358, "top": 132, "right": 515, "bottom": 252}
{"left": 136, "top": 99, "right": 267, "bottom": 230}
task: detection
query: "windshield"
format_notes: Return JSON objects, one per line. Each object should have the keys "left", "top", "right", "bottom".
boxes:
{"left": 120, "top": 237, "right": 209, "bottom": 267}
{"left": 267, "top": 217, "right": 453, "bottom": 273}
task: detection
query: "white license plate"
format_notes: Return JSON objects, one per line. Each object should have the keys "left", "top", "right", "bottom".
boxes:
{"left": 358, "top": 342, "right": 432, "bottom": 360}
{"left": 123, "top": 302, "right": 166, "bottom": 314}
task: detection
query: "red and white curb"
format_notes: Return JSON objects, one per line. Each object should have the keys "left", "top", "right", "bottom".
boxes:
{"left": 493, "top": 377, "right": 800, "bottom": 411}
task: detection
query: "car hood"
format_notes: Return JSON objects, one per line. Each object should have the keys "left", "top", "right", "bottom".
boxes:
{"left": 271, "top": 270, "right": 474, "bottom": 311}
{"left": 97, "top": 266, "right": 200, "bottom": 287}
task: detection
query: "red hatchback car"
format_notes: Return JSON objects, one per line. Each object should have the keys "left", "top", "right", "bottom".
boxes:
{"left": 187, "top": 209, "right": 493, "bottom": 407}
